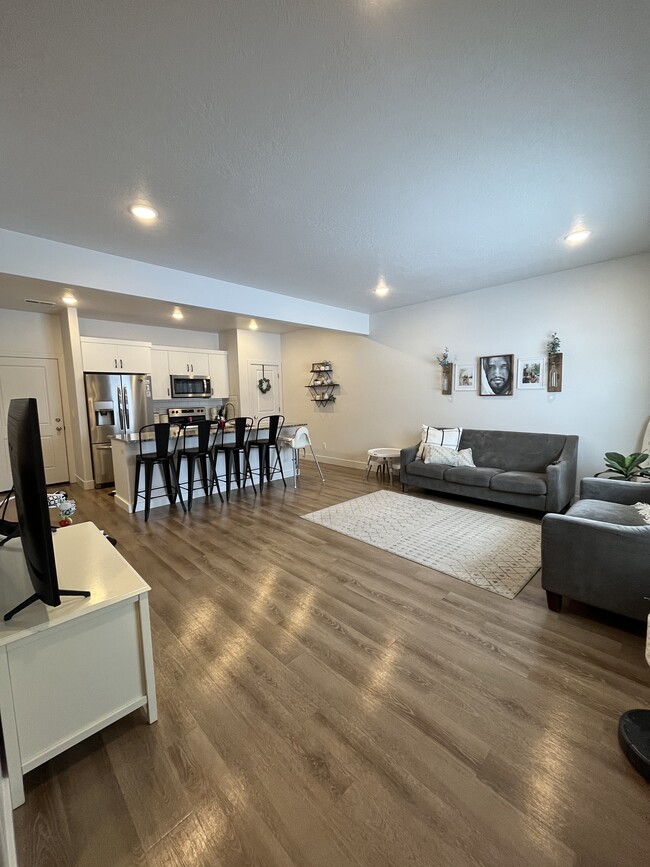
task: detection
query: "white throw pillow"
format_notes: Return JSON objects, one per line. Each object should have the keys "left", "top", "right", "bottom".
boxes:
{"left": 417, "top": 425, "right": 463, "bottom": 459}
{"left": 422, "top": 443, "right": 475, "bottom": 467}
{"left": 633, "top": 502, "right": 650, "bottom": 523}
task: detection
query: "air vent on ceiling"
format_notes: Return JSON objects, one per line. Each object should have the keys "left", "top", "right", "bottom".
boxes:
{"left": 24, "top": 298, "right": 56, "bottom": 307}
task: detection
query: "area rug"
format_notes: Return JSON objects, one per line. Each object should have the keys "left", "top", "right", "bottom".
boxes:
{"left": 302, "top": 490, "right": 541, "bottom": 599}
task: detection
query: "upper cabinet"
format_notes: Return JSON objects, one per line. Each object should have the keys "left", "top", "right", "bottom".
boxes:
{"left": 149, "top": 346, "right": 229, "bottom": 399}
{"left": 80, "top": 338, "right": 151, "bottom": 373}
{"left": 167, "top": 349, "right": 210, "bottom": 375}
{"left": 208, "top": 352, "right": 229, "bottom": 398}
{"left": 149, "top": 349, "right": 171, "bottom": 400}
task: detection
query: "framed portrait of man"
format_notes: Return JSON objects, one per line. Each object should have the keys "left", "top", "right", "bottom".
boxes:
{"left": 479, "top": 354, "right": 514, "bottom": 396}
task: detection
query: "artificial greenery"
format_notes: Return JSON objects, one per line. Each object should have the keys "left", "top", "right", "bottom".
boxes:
{"left": 436, "top": 347, "right": 450, "bottom": 367}
{"left": 258, "top": 377, "right": 272, "bottom": 394}
{"left": 547, "top": 332, "right": 561, "bottom": 356}
{"left": 596, "top": 452, "right": 650, "bottom": 481}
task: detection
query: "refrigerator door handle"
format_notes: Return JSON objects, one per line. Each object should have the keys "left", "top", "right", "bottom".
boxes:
{"left": 123, "top": 386, "right": 130, "bottom": 430}
{"left": 117, "top": 387, "right": 125, "bottom": 430}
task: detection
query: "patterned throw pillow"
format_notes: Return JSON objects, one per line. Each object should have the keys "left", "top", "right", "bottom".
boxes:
{"left": 417, "top": 425, "right": 463, "bottom": 459}
{"left": 633, "top": 502, "right": 650, "bottom": 523}
{"left": 422, "top": 443, "right": 475, "bottom": 467}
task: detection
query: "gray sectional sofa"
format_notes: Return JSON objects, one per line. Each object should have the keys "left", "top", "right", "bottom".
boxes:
{"left": 400, "top": 428, "right": 579, "bottom": 513}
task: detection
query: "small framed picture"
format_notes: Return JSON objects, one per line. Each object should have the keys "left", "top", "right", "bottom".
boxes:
{"left": 479, "top": 354, "right": 514, "bottom": 396}
{"left": 517, "top": 357, "right": 545, "bottom": 390}
{"left": 454, "top": 362, "right": 477, "bottom": 391}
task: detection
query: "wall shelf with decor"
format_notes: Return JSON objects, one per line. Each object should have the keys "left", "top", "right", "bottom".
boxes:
{"left": 306, "top": 362, "right": 339, "bottom": 406}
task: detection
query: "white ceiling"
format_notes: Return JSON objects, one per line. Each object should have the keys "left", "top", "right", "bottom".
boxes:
{"left": 0, "top": 273, "right": 303, "bottom": 334}
{"left": 1, "top": 0, "right": 648, "bottom": 315}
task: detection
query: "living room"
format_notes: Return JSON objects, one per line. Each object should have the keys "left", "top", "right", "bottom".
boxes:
{"left": 1, "top": 1, "right": 650, "bottom": 866}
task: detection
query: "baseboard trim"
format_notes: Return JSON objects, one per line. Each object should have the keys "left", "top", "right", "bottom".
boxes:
{"left": 309, "top": 455, "right": 367, "bottom": 470}
{"left": 74, "top": 475, "right": 95, "bottom": 491}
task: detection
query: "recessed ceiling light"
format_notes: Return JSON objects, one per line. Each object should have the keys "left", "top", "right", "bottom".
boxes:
{"left": 62, "top": 294, "right": 77, "bottom": 305}
{"left": 373, "top": 276, "right": 390, "bottom": 297}
{"left": 564, "top": 228, "right": 591, "bottom": 246}
{"left": 172, "top": 308, "right": 184, "bottom": 320}
{"left": 128, "top": 203, "right": 159, "bottom": 222}
{"left": 249, "top": 319, "right": 259, "bottom": 330}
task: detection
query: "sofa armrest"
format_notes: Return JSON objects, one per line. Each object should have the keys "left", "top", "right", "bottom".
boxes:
{"left": 541, "top": 513, "right": 650, "bottom": 619}
{"left": 580, "top": 477, "right": 650, "bottom": 505}
{"left": 544, "top": 435, "right": 579, "bottom": 513}
{"left": 400, "top": 444, "right": 419, "bottom": 467}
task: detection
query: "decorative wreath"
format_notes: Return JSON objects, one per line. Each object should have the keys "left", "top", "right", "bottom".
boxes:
{"left": 258, "top": 377, "right": 272, "bottom": 394}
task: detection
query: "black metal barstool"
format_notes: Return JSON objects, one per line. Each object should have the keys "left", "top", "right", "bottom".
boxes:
{"left": 212, "top": 416, "right": 256, "bottom": 501}
{"left": 247, "top": 414, "right": 286, "bottom": 491}
{"left": 176, "top": 420, "right": 223, "bottom": 510}
{"left": 133, "top": 423, "right": 186, "bottom": 521}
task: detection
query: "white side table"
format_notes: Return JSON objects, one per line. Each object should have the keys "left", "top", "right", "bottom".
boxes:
{"left": 364, "top": 448, "right": 401, "bottom": 485}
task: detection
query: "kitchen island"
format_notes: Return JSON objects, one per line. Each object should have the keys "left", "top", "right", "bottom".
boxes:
{"left": 110, "top": 422, "right": 305, "bottom": 513}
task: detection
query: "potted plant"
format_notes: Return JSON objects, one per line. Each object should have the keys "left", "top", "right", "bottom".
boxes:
{"left": 596, "top": 452, "right": 650, "bottom": 482}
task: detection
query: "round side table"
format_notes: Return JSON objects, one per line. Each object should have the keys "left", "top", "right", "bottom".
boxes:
{"left": 618, "top": 613, "right": 650, "bottom": 780}
{"left": 364, "top": 448, "right": 401, "bottom": 485}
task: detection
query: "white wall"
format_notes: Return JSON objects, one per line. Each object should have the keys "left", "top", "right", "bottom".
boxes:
{"left": 0, "top": 309, "right": 63, "bottom": 357}
{"left": 281, "top": 255, "right": 650, "bottom": 483}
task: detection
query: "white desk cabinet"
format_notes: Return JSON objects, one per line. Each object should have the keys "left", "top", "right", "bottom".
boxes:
{"left": 0, "top": 523, "right": 157, "bottom": 808}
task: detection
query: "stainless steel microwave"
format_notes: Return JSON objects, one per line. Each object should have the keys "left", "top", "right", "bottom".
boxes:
{"left": 170, "top": 374, "right": 212, "bottom": 399}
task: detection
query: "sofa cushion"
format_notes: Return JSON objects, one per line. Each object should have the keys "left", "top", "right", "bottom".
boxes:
{"left": 422, "top": 444, "right": 475, "bottom": 467}
{"left": 490, "top": 471, "right": 547, "bottom": 496}
{"left": 443, "top": 467, "right": 503, "bottom": 487}
{"left": 459, "top": 429, "right": 566, "bottom": 473}
{"left": 406, "top": 460, "right": 448, "bottom": 480}
{"left": 416, "top": 425, "right": 462, "bottom": 459}
{"left": 568, "top": 499, "right": 648, "bottom": 527}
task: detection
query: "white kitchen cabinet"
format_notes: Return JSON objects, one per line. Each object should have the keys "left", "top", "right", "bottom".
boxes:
{"left": 81, "top": 338, "right": 151, "bottom": 373}
{"left": 208, "top": 351, "right": 230, "bottom": 397}
{"left": 167, "top": 349, "right": 210, "bottom": 375}
{"left": 149, "top": 348, "right": 171, "bottom": 400}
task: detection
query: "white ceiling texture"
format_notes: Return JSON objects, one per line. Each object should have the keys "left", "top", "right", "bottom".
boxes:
{"left": 1, "top": 0, "right": 648, "bottom": 317}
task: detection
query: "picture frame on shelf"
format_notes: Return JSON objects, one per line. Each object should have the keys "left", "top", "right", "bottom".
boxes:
{"left": 454, "top": 363, "right": 477, "bottom": 391}
{"left": 517, "top": 357, "right": 545, "bottom": 390}
{"left": 479, "top": 354, "right": 514, "bottom": 396}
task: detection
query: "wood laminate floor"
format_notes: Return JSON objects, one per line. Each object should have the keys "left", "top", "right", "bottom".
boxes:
{"left": 12, "top": 466, "right": 650, "bottom": 866}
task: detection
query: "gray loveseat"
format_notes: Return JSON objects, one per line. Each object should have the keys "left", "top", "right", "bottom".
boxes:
{"left": 400, "top": 428, "right": 578, "bottom": 513}
{"left": 542, "top": 477, "right": 650, "bottom": 621}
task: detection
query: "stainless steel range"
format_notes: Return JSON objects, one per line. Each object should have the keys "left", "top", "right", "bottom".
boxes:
{"left": 168, "top": 407, "right": 207, "bottom": 426}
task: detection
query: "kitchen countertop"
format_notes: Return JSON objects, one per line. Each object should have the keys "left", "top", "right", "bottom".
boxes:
{"left": 111, "top": 421, "right": 307, "bottom": 444}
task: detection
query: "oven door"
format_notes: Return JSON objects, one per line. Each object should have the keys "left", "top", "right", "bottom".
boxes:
{"left": 170, "top": 375, "right": 212, "bottom": 399}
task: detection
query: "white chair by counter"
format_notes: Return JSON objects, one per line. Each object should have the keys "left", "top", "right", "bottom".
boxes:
{"left": 280, "top": 426, "right": 325, "bottom": 488}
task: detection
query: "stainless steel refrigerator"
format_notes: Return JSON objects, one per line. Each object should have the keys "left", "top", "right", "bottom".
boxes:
{"left": 85, "top": 373, "right": 153, "bottom": 487}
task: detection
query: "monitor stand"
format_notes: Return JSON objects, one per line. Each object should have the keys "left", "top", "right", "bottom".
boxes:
{"left": 3, "top": 589, "right": 91, "bottom": 622}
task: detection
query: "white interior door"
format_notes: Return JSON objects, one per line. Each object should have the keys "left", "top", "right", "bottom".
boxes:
{"left": 248, "top": 362, "right": 282, "bottom": 418}
{"left": 0, "top": 358, "right": 69, "bottom": 491}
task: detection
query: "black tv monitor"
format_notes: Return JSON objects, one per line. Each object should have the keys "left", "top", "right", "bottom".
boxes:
{"left": 5, "top": 398, "right": 89, "bottom": 621}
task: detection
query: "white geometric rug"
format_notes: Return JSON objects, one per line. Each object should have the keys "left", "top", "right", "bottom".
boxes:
{"left": 302, "top": 490, "right": 541, "bottom": 599}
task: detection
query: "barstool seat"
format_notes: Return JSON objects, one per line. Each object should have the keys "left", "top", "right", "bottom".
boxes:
{"left": 212, "top": 417, "right": 256, "bottom": 501}
{"left": 176, "top": 420, "right": 223, "bottom": 510}
{"left": 134, "top": 423, "right": 186, "bottom": 521}
{"left": 247, "top": 414, "right": 286, "bottom": 491}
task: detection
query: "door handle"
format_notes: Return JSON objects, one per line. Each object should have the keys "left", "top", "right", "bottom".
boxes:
{"left": 123, "top": 387, "right": 130, "bottom": 429}
{"left": 56, "top": 426, "right": 63, "bottom": 432}
{"left": 120, "top": 358, "right": 123, "bottom": 369}
{"left": 191, "top": 364, "right": 194, "bottom": 372}
{"left": 56, "top": 417, "right": 61, "bottom": 422}
{"left": 114, "top": 358, "right": 118, "bottom": 368}
{"left": 117, "top": 388, "right": 124, "bottom": 430}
